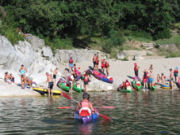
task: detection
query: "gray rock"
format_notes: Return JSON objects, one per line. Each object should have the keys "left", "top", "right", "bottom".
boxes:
{"left": 29, "top": 35, "right": 45, "bottom": 51}
{"left": 141, "top": 42, "right": 154, "bottom": 50}
{"left": 42, "top": 46, "right": 53, "bottom": 58}
{"left": 117, "top": 52, "right": 126, "bottom": 59}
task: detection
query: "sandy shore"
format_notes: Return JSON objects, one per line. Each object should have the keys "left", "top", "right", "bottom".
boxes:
{"left": 0, "top": 80, "right": 40, "bottom": 97}
{"left": 0, "top": 57, "right": 180, "bottom": 96}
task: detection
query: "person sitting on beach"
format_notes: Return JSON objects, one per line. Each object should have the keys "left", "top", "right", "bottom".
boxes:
{"left": 46, "top": 72, "right": 54, "bottom": 96}
{"left": 105, "top": 60, "right": 110, "bottom": 76}
{"left": 69, "top": 57, "right": 74, "bottom": 71}
{"left": 134, "top": 63, "right": 139, "bottom": 77}
{"left": 76, "top": 92, "right": 95, "bottom": 117}
{"left": 19, "top": 65, "right": 27, "bottom": 89}
{"left": 4, "top": 72, "right": 10, "bottom": 83}
{"left": 9, "top": 73, "right": 15, "bottom": 83}
{"left": 101, "top": 59, "right": 105, "bottom": 73}
{"left": 174, "top": 67, "right": 178, "bottom": 82}
{"left": 25, "top": 76, "right": 33, "bottom": 87}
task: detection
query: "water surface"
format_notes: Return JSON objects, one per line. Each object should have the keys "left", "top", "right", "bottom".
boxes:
{"left": 0, "top": 90, "right": 180, "bottom": 135}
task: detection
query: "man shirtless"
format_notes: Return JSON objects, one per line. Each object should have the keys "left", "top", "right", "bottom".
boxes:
{"left": 46, "top": 72, "right": 54, "bottom": 96}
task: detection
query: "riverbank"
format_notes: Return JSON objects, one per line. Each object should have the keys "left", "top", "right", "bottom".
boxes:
{"left": 0, "top": 80, "right": 40, "bottom": 97}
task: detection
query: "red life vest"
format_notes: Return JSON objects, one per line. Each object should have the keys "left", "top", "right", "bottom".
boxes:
{"left": 101, "top": 59, "right": 105, "bottom": 68}
{"left": 69, "top": 58, "right": 73, "bottom": 64}
{"left": 134, "top": 65, "right": 138, "bottom": 71}
{"left": 105, "top": 61, "right": 109, "bottom": 68}
{"left": 95, "top": 57, "right": 99, "bottom": 64}
{"left": 174, "top": 69, "right": 178, "bottom": 73}
{"left": 79, "top": 100, "right": 91, "bottom": 117}
{"left": 84, "top": 76, "right": 89, "bottom": 82}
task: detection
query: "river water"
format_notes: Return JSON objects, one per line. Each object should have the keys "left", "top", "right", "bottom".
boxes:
{"left": 0, "top": 90, "right": 180, "bottom": 135}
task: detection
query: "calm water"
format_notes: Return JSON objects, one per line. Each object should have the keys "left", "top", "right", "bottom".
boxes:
{"left": 0, "top": 90, "right": 180, "bottom": 135}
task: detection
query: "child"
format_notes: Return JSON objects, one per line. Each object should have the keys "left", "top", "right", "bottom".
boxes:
{"left": 69, "top": 57, "right": 74, "bottom": 71}
{"left": 157, "top": 74, "right": 160, "bottom": 83}
{"left": 161, "top": 73, "right": 166, "bottom": 84}
{"left": 9, "top": 73, "right": 15, "bottom": 83}
{"left": 76, "top": 93, "right": 95, "bottom": 117}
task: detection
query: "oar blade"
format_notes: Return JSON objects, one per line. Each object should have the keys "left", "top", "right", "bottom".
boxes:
{"left": 99, "top": 113, "right": 111, "bottom": 121}
{"left": 61, "top": 92, "right": 72, "bottom": 100}
{"left": 101, "top": 106, "right": 115, "bottom": 109}
{"left": 58, "top": 106, "right": 73, "bottom": 109}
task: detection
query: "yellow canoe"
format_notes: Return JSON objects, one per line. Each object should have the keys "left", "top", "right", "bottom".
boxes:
{"left": 33, "top": 87, "right": 62, "bottom": 95}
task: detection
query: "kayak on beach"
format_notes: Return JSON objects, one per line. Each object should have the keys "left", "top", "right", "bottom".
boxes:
{"left": 132, "top": 81, "right": 142, "bottom": 91}
{"left": 33, "top": 87, "right": 62, "bottom": 95}
{"left": 92, "top": 70, "right": 113, "bottom": 83}
{"left": 57, "top": 82, "right": 82, "bottom": 93}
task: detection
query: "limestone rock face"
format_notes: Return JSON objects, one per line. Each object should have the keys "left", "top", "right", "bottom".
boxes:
{"left": 42, "top": 46, "right": 53, "bottom": 58}
{"left": 29, "top": 35, "right": 45, "bottom": 51}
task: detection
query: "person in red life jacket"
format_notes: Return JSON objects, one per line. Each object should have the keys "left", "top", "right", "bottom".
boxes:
{"left": 83, "top": 70, "right": 91, "bottom": 92}
{"left": 174, "top": 67, "right": 178, "bottom": 82}
{"left": 94, "top": 54, "right": 99, "bottom": 70}
{"left": 134, "top": 63, "right": 139, "bottom": 77}
{"left": 101, "top": 59, "right": 106, "bottom": 73}
{"left": 143, "top": 69, "right": 148, "bottom": 89}
{"left": 125, "top": 80, "right": 131, "bottom": 88}
{"left": 69, "top": 57, "right": 74, "bottom": 71}
{"left": 76, "top": 92, "right": 95, "bottom": 117}
{"left": 105, "top": 60, "right": 110, "bottom": 76}
{"left": 92, "top": 54, "right": 97, "bottom": 69}
{"left": 66, "top": 71, "right": 78, "bottom": 93}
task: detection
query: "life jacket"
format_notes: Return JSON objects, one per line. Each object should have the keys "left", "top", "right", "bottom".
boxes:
{"left": 134, "top": 65, "right": 138, "bottom": 71}
{"left": 69, "top": 58, "right": 73, "bottom": 64}
{"left": 126, "top": 82, "right": 131, "bottom": 87}
{"left": 84, "top": 75, "right": 89, "bottom": 83}
{"left": 95, "top": 57, "right": 99, "bottom": 64}
{"left": 79, "top": 100, "right": 91, "bottom": 117}
{"left": 174, "top": 69, "right": 178, "bottom": 73}
{"left": 101, "top": 59, "right": 105, "bottom": 67}
{"left": 20, "top": 69, "right": 26, "bottom": 75}
{"left": 105, "top": 61, "right": 109, "bottom": 68}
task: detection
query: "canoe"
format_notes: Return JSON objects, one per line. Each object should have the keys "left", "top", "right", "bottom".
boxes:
{"left": 92, "top": 70, "right": 113, "bottom": 83}
{"left": 33, "top": 87, "right": 62, "bottom": 95}
{"left": 132, "top": 81, "right": 142, "bottom": 91}
{"left": 74, "top": 112, "right": 99, "bottom": 124}
{"left": 57, "top": 82, "right": 82, "bottom": 93}
{"left": 118, "top": 86, "right": 133, "bottom": 93}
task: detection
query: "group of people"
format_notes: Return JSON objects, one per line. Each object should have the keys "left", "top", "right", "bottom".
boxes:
{"left": 93, "top": 53, "right": 110, "bottom": 76}
{"left": 4, "top": 72, "right": 15, "bottom": 83}
{"left": 133, "top": 63, "right": 179, "bottom": 90}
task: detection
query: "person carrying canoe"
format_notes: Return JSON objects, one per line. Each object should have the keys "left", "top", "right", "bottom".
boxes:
{"left": 76, "top": 92, "right": 95, "bottom": 117}
{"left": 134, "top": 63, "right": 139, "bottom": 77}
{"left": 105, "top": 60, "right": 110, "bottom": 76}
{"left": 174, "top": 67, "right": 178, "bottom": 82}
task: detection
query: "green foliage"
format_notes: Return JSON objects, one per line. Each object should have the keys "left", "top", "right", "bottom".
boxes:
{"left": 155, "top": 35, "right": 180, "bottom": 46}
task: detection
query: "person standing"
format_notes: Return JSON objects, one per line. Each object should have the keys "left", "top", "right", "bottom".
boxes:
{"left": 92, "top": 54, "right": 97, "bottom": 69}
{"left": 105, "top": 60, "right": 110, "bottom": 76}
{"left": 101, "top": 58, "right": 105, "bottom": 73}
{"left": 174, "top": 67, "right": 178, "bottom": 82}
{"left": 169, "top": 68, "right": 174, "bottom": 89}
{"left": 53, "top": 68, "right": 58, "bottom": 85}
{"left": 134, "top": 63, "right": 139, "bottom": 77}
{"left": 19, "top": 64, "right": 27, "bottom": 89}
{"left": 69, "top": 57, "right": 74, "bottom": 71}
{"left": 46, "top": 72, "right": 54, "bottom": 96}
{"left": 143, "top": 69, "right": 148, "bottom": 89}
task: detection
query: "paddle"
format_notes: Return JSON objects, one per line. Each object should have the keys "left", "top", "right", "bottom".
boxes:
{"left": 61, "top": 92, "right": 111, "bottom": 121}
{"left": 58, "top": 106, "right": 115, "bottom": 109}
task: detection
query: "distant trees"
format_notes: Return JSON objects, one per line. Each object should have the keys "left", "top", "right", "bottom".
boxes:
{"left": 2, "top": 0, "right": 179, "bottom": 41}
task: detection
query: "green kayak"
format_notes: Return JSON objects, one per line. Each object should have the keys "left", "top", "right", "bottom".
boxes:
{"left": 132, "top": 81, "right": 142, "bottom": 91}
{"left": 57, "top": 83, "right": 82, "bottom": 93}
{"left": 121, "top": 86, "right": 133, "bottom": 93}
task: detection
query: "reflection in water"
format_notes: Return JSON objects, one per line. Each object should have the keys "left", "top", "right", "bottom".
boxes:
{"left": 0, "top": 90, "right": 180, "bottom": 135}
